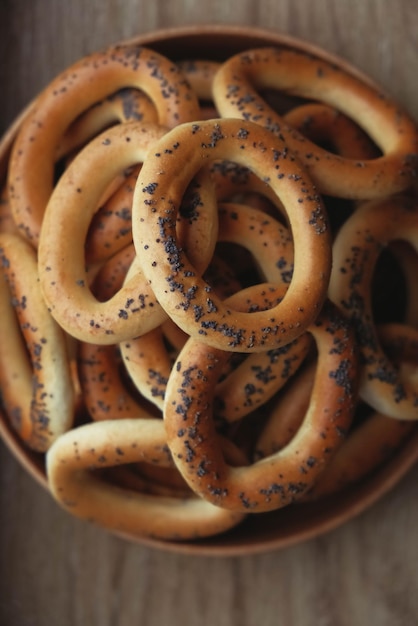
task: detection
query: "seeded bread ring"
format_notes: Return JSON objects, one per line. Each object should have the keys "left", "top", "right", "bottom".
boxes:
{"left": 46, "top": 418, "right": 245, "bottom": 541}
{"left": 164, "top": 287, "right": 358, "bottom": 513}
{"left": 212, "top": 47, "right": 418, "bottom": 199}
{"left": 8, "top": 44, "right": 201, "bottom": 247}
{"left": 133, "top": 118, "right": 332, "bottom": 352}
{"left": 329, "top": 194, "right": 418, "bottom": 419}
{"left": 0, "top": 233, "right": 75, "bottom": 451}
{"left": 38, "top": 122, "right": 171, "bottom": 343}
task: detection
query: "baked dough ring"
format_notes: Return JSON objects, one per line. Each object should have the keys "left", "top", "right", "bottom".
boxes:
{"left": 38, "top": 122, "right": 169, "bottom": 344}
{"left": 164, "top": 287, "right": 358, "bottom": 513}
{"left": 0, "top": 232, "right": 75, "bottom": 451}
{"left": 9, "top": 44, "right": 201, "bottom": 246}
{"left": 46, "top": 418, "right": 245, "bottom": 540}
{"left": 329, "top": 194, "right": 418, "bottom": 419}
{"left": 134, "top": 118, "right": 332, "bottom": 352}
{"left": 213, "top": 47, "right": 418, "bottom": 199}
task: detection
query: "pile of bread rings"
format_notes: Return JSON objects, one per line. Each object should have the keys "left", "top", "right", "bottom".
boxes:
{"left": 1, "top": 39, "right": 418, "bottom": 543}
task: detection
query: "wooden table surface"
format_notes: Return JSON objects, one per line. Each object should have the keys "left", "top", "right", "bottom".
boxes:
{"left": 1, "top": 1, "right": 418, "bottom": 624}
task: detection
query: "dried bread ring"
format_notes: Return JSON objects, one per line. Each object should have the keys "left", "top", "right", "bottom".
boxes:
{"left": 0, "top": 233, "right": 75, "bottom": 451}
{"left": 212, "top": 47, "right": 418, "bottom": 199}
{"left": 38, "top": 122, "right": 169, "bottom": 343}
{"left": 134, "top": 117, "right": 332, "bottom": 352}
{"left": 164, "top": 286, "right": 358, "bottom": 513}
{"left": 9, "top": 44, "right": 201, "bottom": 246}
{"left": 329, "top": 194, "right": 418, "bottom": 419}
{"left": 46, "top": 418, "right": 245, "bottom": 540}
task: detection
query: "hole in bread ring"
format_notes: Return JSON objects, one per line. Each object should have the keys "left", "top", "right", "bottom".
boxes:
{"left": 9, "top": 44, "right": 201, "bottom": 246}
{"left": 330, "top": 195, "right": 418, "bottom": 419}
{"left": 46, "top": 418, "right": 246, "bottom": 540}
{"left": 163, "top": 286, "right": 359, "bottom": 513}
{"left": 212, "top": 47, "right": 418, "bottom": 199}
{"left": 134, "top": 118, "right": 332, "bottom": 352}
{"left": 0, "top": 233, "right": 75, "bottom": 451}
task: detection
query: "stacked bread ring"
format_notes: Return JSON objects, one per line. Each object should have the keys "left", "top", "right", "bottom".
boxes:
{"left": 1, "top": 34, "right": 418, "bottom": 545}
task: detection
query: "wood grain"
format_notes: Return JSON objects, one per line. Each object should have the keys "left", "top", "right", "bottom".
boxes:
{"left": 1, "top": 1, "right": 418, "bottom": 625}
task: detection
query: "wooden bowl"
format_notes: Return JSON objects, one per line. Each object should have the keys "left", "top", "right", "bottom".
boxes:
{"left": 1, "top": 24, "right": 418, "bottom": 556}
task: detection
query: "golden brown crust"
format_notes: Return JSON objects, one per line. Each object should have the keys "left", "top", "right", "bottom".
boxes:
{"left": 46, "top": 418, "right": 246, "bottom": 540}
{"left": 164, "top": 289, "right": 359, "bottom": 513}
{"left": 213, "top": 47, "right": 418, "bottom": 199}
{"left": 0, "top": 233, "right": 75, "bottom": 451}
{"left": 8, "top": 45, "right": 201, "bottom": 247}
{"left": 330, "top": 195, "right": 418, "bottom": 419}
{"left": 134, "top": 118, "right": 332, "bottom": 352}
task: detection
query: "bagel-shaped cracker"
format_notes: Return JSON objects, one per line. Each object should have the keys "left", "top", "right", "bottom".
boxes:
{"left": 164, "top": 285, "right": 358, "bottom": 513}
{"left": 329, "top": 195, "right": 418, "bottom": 419}
{"left": 213, "top": 47, "right": 418, "bottom": 199}
{"left": 9, "top": 44, "right": 201, "bottom": 246}
{"left": 46, "top": 418, "right": 245, "bottom": 540}
{"left": 0, "top": 233, "right": 75, "bottom": 451}
{"left": 134, "top": 118, "right": 332, "bottom": 352}
{"left": 38, "top": 122, "right": 168, "bottom": 343}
